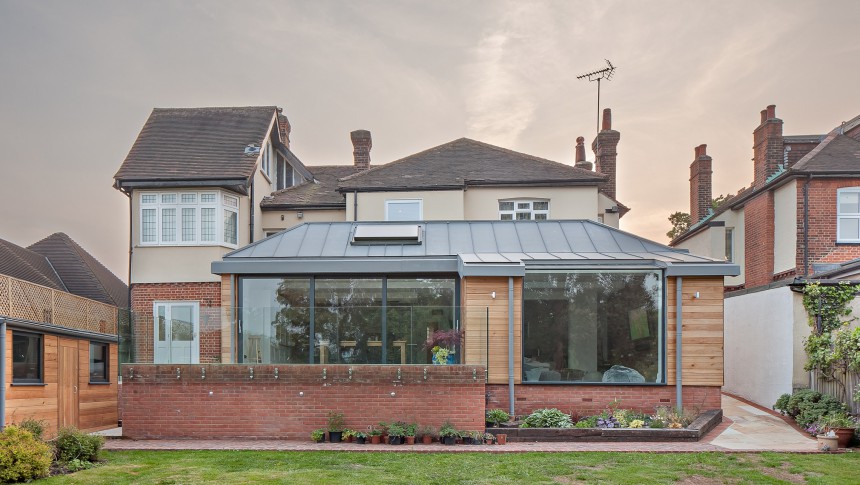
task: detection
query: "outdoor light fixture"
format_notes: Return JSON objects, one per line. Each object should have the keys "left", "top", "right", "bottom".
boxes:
{"left": 491, "top": 291, "right": 496, "bottom": 299}
{"left": 390, "top": 392, "right": 396, "bottom": 397}
{"left": 297, "top": 211, "right": 304, "bottom": 219}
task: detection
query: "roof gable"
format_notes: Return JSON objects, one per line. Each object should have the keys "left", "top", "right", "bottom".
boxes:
{"left": 0, "top": 238, "right": 66, "bottom": 291}
{"left": 337, "top": 138, "right": 606, "bottom": 191}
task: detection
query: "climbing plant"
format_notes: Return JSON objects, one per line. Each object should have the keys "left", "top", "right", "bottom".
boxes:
{"left": 802, "top": 282, "right": 860, "bottom": 402}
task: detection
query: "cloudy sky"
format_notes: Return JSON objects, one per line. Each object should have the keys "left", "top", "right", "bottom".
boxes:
{"left": 1, "top": 0, "right": 858, "bottom": 280}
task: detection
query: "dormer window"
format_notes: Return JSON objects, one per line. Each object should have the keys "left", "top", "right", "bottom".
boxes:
{"left": 140, "top": 190, "right": 239, "bottom": 248}
{"left": 499, "top": 200, "right": 549, "bottom": 220}
{"left": 261, "top": 139, "right": 274, "bottom": 182}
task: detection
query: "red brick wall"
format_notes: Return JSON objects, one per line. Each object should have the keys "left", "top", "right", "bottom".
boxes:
{"left": 796, "top": 178, "right": 860, "bottom": 276}
{"left": 744, "top": 192, "right": 775, "bottom": 287}
{"left": 130, "top": 282, "right": 222, "bottom": 363}
{"left": 486, "top": 384, "right": 720, "bottom": 419}
{"left": 121, "top": 364, "right": 486, "bottom": 439}
{"left": 689, "top": 145, "right": 712, "bottom": 224}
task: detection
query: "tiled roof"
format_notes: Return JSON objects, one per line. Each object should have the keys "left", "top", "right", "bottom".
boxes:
{"left": 0, "top": 238, "right": 66, "bottom": 291}
{"left": 337, "top": 138, "right": 606, "bottom": 191}
{"left": 791, "top": 134, "right": 860, "bottom": 173}
{"left": 114, "top": 106, "right": 278, "bottom": 184}
{"left": 28, "top": 233, "right": 128, "bottom": 308}
{"left": 262, "top": 165, "right": 363, "bottom": 209}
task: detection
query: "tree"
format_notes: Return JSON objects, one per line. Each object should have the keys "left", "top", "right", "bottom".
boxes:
{"left": 666, "top": 212, "right": 691, "bottom": 240}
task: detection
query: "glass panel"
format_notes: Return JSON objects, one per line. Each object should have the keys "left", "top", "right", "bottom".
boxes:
{"left": 142, "top": 209, "right": 157, "bottom": 243}
{"left": 201, "top": 208, "right": 216, "bottom": 242}
{"left": 201, "top": 193, "right": 216, "bottom": 203}
{"left": 500, "top": 214, "right": 513, "bottom": 221}
{"left": 839, "top": 217, "right": 860, "bottom": 240}
{"left": 161, "top": 193, "right": 176, "bottom": 204}
{"left": 170, "top": 305, "right": 194, "bottom": 342}
{"left": 241, "top": 278, "right": 311, "bottom": 364}
{"left": 499, "top": 201, "right": 514, "bottom": 211}
{"left": 534, "top": 213, "right": 548, "bottom": 220}
{"left": 517, "top": 202, "right": 531, "bottom": 210}
{"left": 157, "top": 305, "right": 167, "bottom": 341}
{"left": 141, "top": 194, "right": 156, "bottom": 204}
{"left": 839, "top": 191, "right": 860, "bottom": 214}
{"left": 89, "top": 343, "right": 108, "bottom": 382}
{"left": 224, "top": 210, "right": 238, "bottom": 245}
{"left": 181, "top": 193, "right": 196, "bottom": 204}
{"left": 387, "top": 278, "right": 457, "bottom": 364}
{"left": 516, "top": 212, "right": 531, "bottom": 220}
{"left": 314, "top": 279, "right": 383, "bottom": 364}
{"left": 533, "top": 201, "right": 549, "bottom": 210}
{"left": 223, "top": 195, "right": 238, "bottom": 208}
{"left": 523, "top": 270, "right": 663, "bottom": 384}
{"left": 162, "top": 208, "right": 176, "bottom": 242}
{"left": 182, "top": 208, "right": 196, "bottom": 242}
{"left": 12, "top": 333, "right": 41, "bottom": 382}
{"left": 725, "top": 228, "right": 734, "bottom": 262}
{"left": 386, "top": 201, "right": 421, "bottom": 221}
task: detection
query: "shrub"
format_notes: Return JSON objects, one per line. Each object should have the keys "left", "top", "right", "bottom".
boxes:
{"left": 438, "top": 420, "right": 458, "bottom": 438}
{"left": 16, "top": 419, "right": 47, "bottom": 442}
{"left": 783, "top": 389, "right": 846, "bottom": 428}
{"left": 574, "top": 416, "right": 598, "bottom": 428}
{"left": 0, "top": 425, "right": 52, "bottom": 482}
{"left": 53, "top": 426, "right": 104, "bottom": 463}
{"left": 774, "top": 393, "right": 791, "bottom": 414}
{"left": 310, "top": 429, "right": 325, "bottom": 442}
{"left": 520, "top": 408, "right": 573, "bottom": 428}
{"left": 486, "top": 409, "right": 510, "bottom": 427}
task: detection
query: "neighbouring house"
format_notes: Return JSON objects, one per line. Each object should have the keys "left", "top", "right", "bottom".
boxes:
{"left": 0, "top": 233, "right": 125, "bottom": 434}
{"left": 670, "top": 104, "right": 860, "bottom": 409}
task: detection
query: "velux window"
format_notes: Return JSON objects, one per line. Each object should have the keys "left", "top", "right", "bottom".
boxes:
{"left": 141, "top": 191, "right": 239, "bottom": 247}
{"left": 499, "top": 200, "right": 549, "bottom": 220}
{"left": 837, "top": 188, "right": 860, "bottom": 242}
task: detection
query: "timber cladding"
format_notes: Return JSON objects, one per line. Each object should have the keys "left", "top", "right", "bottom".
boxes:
{"left": 667, "top": 276, "right": 724, "bottom": 387}
{"left": 4, "top": 331, "right": 118, "bottom": 435}
{"left": 121, "top": 364, "right": 486, "bottom": 439}
{"left": 461, "top": 276, "right": 522, "bottom": 385}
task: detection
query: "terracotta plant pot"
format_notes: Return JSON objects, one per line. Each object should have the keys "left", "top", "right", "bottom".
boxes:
{"left": 422, "top": 435, "right": 433, "bottom": 444}
{"left": 406, "top": 436, "right": 415, "bottom": 445}
{"left": 817, "top": 434, "right": 839, "bottom": 451}
{"left": 485, "top": 439, "right": 494, "bottom": 445}
{"left": 496, "top": 433, "right": 507, "bottom": 445}
{"left": 829, "top": 427, "right": 855, "bottom": 449}
{"left": 370, "top": 435, "right": 381, "bottom": 444}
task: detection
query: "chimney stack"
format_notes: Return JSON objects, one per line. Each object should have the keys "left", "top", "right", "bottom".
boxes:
{"left": 574, "top": 136, "right": 593, "bottom": 170}
{"left": 689, "top": 144, "right": 713, "bottom": 224}
{"left": 277, "top": 110, "right": 291, "bottom": 148}
{"left": 592, "top": 108, "right": 621, "bottom": 200}
{"left": 753, "top": 104, "right": 783, "bottom": 187}
{"left": 350, "top": 130, "right": 372, "bottom": 170}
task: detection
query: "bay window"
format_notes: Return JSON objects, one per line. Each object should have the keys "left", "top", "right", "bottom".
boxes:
{"left": 140, "top": 190, "right": 239, "bottom": 247}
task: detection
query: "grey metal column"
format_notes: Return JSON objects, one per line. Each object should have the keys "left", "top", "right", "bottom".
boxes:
{"left": 675, "top": 277, "right": 683, "bottom": 409}
{"left": 1, "top": 318, "right": 6, "bottom": 429}
{"left": 508, "top": 277, "right": 515, "bottom": 416}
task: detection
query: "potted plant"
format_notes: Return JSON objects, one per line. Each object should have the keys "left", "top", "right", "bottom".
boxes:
{"left": 483, "top": 432, "right": 495, "bottom": 445}
{"left": 387, "top": 422, "right": 406, "bottom": 445}
{"left": 420, "top": 425, "right": 434, "bottom": 444}
{"left": 470, "top": 430, "right": 483, "bottom": 445}
{"left": 368, "top": 426, "right": 382, "bottom": 444}
{"left": 817, "top": 430, "right": 840, "bottom": 451}
{"left": 821, "top": 412, "right": 856, "bottom": 448}
{"left": 425, "top": 329, "right": 463, "bottom": 365}
{"left": 310, "top": 429, "right": 325, "bottom": 443}
{"left": 354, "top": 431, "right": 367, "bottom": 445}
{"left": 486, "top": 409, "right": 510, "bottom": 428}
{"left": 439, "top": 421, "right": 458, "bottom": 445}
{"left": 377, "top": 421, "right": 389, "bottom": 444}
{"left": 405, "top": 423, "right": 417, "bottom": 445}
{"left": 342, "top": 429, "right": 355, "bottom": 443}
{"left": 327, "top": 411, "right": 345, "bottom": 443}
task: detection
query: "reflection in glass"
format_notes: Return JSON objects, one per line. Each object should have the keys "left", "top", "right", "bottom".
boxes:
{"left": 387, "top": 278, "right": 457, "bottom": 364}
{"left": 241, "top": 278, "right": 311, "bottom": 364}
{"left": 314, "top": 278, "right": 383, "bottom": 364}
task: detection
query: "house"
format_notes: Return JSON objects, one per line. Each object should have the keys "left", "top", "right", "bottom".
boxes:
{"left": 1, "top": 233, "right": 125, "bottom": 434}
{"left": 670, "top": 104, "right": 860, "bottom": 408}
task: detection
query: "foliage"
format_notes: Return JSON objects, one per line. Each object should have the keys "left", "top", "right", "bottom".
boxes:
{"left": 711, "top": 194, "right": 734, "bottom": 210}
{"left": 486, "top": 409, "right": 510, "bottom": 427}
{"left": 802, "top": 282, "right": 860, "bottom": 390}
{"left": 574, "top": 416, "right": 598, "bottom": 428}
{"left": 520, "top": 408, "right": 574, "bottom": 428}
{"left": 310, "top": 429, "right": 325, "bottom": 442}
{"left": 353, "top": 431, "right": 367, "bottom": 439}
{"left": 820, "top": 411, "right": 855, "bottom": 429}
{"left": 342, "top": 429, "right": 356, "bottom": 439}
{"left": 629, "top": 419, "right": 645, "bottom": 428}
{"left": 386, "top": 422, "right": 406, "bottom": 438}
{"left": 404, "top": 423, "right": 417, "bottom": 437}
{"left": 438, "top": 421, "right": 458, "bottom": 438}
{"left": 53, "top": 426, "right": 104, "bottom": 463}
{"left": 419, "top": 425, "right": 434, "bottom": 438}
{"left": 424, "top": 329, "right": 463, "bottom": 350}
{"left": 366, "top": 426, "right": 381, "bottom": 437}
{"left": 652, "top": 406, "right": 692, "bottom": 429}
{"left": 666, "top": 211, "right": 691, "bottom": 240}
{"left": 778, "top": 389, "right": 847, "bottom": 430}
{"left": 326, "top": 411, "right": 345, "bottom": 432}
{"left": 16, "top": 418, "right": 47, "bottom": 442}
{"left": 65, "top": 458, "right": 96, "bottom": 472}
{"left": 596, "top": 415, "right": 618, "bottom": 428}
{"left": 774, "top": 393, "right": 791, "bottom": 414}
{"left": 0, "top": 425, "right": 52, "bottom": 483}
{"left": 430, "top": 346, "right": 452, "bottom": 364}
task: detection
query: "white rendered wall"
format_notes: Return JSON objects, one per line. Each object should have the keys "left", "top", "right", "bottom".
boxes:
{"left": 773, "top": 181, "right": 797, "bottom": 274}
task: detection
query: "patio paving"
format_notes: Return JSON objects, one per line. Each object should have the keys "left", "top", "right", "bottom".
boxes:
{"left": 103, "top": 393, "right": 821, "bottom": 453}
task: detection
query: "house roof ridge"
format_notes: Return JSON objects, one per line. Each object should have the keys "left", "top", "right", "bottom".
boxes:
{"left": 337, "top": 138, "right": 470, "bottom": 185}
{"left": 461, "top": 138, "right": 606, "bottom": 179}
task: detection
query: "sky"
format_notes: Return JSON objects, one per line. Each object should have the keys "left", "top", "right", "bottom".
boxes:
{"left": 1, "top": 0, "right": 859, "bottom": 280}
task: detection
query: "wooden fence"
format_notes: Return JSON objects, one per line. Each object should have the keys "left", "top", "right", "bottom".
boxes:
{"left": 810, "top": 371, "right": 860, "bottom": 414}
{"left": 0, "top": 274, "right": 117, "bottom": 335}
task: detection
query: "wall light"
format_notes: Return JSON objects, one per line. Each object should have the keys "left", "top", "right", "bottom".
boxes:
{"left": 297, "top": 211, "right": 304, "bottom": 219}
{"left": 491, "top": 291, "right": 496, "bottom": 299}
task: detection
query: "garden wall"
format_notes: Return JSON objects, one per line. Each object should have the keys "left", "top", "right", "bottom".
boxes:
{"left": 121, "top": 364, "right": 485, "bottom": 439}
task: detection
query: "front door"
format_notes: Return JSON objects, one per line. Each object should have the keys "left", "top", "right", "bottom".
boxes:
{"left": 154, "top": 302, "right": 200, "bottom": 364}
{"left": 57, "top": 339, "right": 79, "bottom": 428}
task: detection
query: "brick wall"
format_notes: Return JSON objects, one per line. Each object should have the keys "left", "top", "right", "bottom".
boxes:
{"left": 130, "top": 282, "right": 222, "bottom": 363}
{"left": 689, "top": 144, "right": 712, "bottom": 224}
{"left": 486, "top": 384, "right": 720, "bottom": 419}
{"left": 592, "top": 108, "right": 620, "bottom": 200}
{"left": 744, "top": 192, "right": 775, "bottom": 287}
{"left": 796, "top": 177, "right": 860, "bottom": 275}
{"left": 121, "top": 364, "right": 486, "bottom": 439}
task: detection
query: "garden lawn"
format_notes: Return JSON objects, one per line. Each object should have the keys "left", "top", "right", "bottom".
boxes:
{"left": 41, "top": 450, "right": 859, "bottom": 484}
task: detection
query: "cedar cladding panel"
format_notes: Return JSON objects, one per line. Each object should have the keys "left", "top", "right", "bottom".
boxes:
{"left": 666, "top": 276, "right": 724, "bottom": 387}
{"left": 461, "top": 276, "right": 522, "bottom": 385}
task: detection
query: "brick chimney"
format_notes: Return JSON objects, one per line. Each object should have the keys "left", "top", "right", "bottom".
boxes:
{"left": 752, "top": 104, "right": 783, "bottom": 188}
{"left": 592, "top": 108, "right": 620, "bottom": 199}
{"left": 277, "top": 109, "right": 291, "bottom": 148}
{"left": 574, "top": 136, "right": 593, "bottom": 170}
{"left": 689, "top": 144, "right": 713, "bottom": 223}
{"left": 350, "top": 130, "right": 372, "bottom": 170}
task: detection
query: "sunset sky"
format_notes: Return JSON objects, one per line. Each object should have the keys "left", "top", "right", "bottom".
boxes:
{"left": 1, "top": 0, "right": 858, "bottom": 280}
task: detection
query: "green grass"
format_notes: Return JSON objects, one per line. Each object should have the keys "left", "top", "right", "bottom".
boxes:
{"left": 40, "top": 450, "right": 860, "bottom": 484}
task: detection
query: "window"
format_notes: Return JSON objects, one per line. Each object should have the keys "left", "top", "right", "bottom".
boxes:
{"left": 837, "top": 188, "right": 860, "bottom": 242}
{"left": 89, "top": 342, "right": 109, "bottom": 383}
{"left": 140, "top": 191, "right": 238, "bottom": 247}
{"left": 261, "top": 139, "right": 274, "bottom": 182}
{"left": 385, "top": 199, "right": 422, "bottom": 221}
{"left": 725, "top": 228, "right": 734, "bottom": 262}
{"left": 276, "top": 157, "right": 294, "bottom": 190}
{"left": 12, "top": 332, "right": 42, "bottom": 384}
{"left": 522, "top": 270, "right": 663, "bottom": 384}
{"left": 499, "top": 200, "right": 549, "bottom": 220}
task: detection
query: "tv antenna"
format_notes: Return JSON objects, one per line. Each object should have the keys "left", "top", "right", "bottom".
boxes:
{"left": 577, "top": 59, "right": 616, "bottom": 134}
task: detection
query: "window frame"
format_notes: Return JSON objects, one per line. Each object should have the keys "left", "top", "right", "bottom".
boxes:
{"left": 139, "top": 190, "right": 237, "bottom": 248}
{"left": 385, "top": 199, "right": 423, "bottom": 221}
{"left": 12, "top": 331, "right": 43, "bottom": 385}
{"left": 499, "top": 199, "right": 550, "bottom": 221}
{"left": 725, "top": 228, "right": 734, "bottom": 262}
{"left": 837, "top": 188, "right": 860, "bottom": 243}
{"left": 89, "top": 341, "right": 110, "bottom": 384}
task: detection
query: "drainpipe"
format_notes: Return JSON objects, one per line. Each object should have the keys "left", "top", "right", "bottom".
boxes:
{"left": 353, "top": 191, "right": 358, "bottom": 221}
{"left": 1, "top": 318, "right": 6, "bottom": 429}
{"left": 803, "top": 175, "right": 810, "bottom": 276}
{"left": 508, "top": 277, "right": 515, "bottom": 416}
{"left": 249, "top": 178, "right": 255, "bottom": 244}
{"left": 675, "top": 277, "right": 683, "bottom": 410}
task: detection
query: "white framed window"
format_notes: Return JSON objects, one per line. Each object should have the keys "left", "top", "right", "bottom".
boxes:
{"left": 725, "top": 228, "right": 734, "bottom": 262}
{"left": 838, "top": 188, "right": 860, "bottom": 242}
{"left": 261, "top": 139, "right": 274, "bottom": 183}
{"left": 499, "top": 199, "right": 549, "bottom": 220}
{"left": 140, "top": 190, "right": 238, "bottom": 248}
{"left": 385, "top": 199, "right": 423, "bottom": 221}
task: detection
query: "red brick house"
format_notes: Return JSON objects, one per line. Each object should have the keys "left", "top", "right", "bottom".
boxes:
{"left": 671, "top": 105, "right": 860, "bottom": 408}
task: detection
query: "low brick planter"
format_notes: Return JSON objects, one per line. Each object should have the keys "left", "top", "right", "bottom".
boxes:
{"left": 487, "top": 409, "right": 722, "bottom": 442}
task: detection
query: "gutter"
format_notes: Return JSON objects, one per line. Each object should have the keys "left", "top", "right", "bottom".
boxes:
{"left": 508, "top": 277, "right": 515, "bottom": 417}
{"left": 675, "top": 277, "right": 683, "bottom": 410}
{"left": 1, "top": 318, "right": 5, "bottom": 429}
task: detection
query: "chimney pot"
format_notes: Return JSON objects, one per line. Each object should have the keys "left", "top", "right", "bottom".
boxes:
{"left": 760, "top": 109, "right": 768, "bottom": 124}
{"left": 350, "top": 129, "right": 372, "bottom": 170}
{"left": 767, "top": 104, "right": 776, "bottom": 120}
{"left": 575, "top": 136, "right": 586, "bottom": 162}
{"left": 601, "top": 108, "right": 612, "bottom": 131}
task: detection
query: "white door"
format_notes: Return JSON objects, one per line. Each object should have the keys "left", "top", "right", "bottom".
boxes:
{"left": 154, "top": 302, "right": 200, "bottom": 364}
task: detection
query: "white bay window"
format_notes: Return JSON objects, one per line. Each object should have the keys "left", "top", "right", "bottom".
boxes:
{"left": 140, "top": 190, "right": 239, "bottom": 248}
